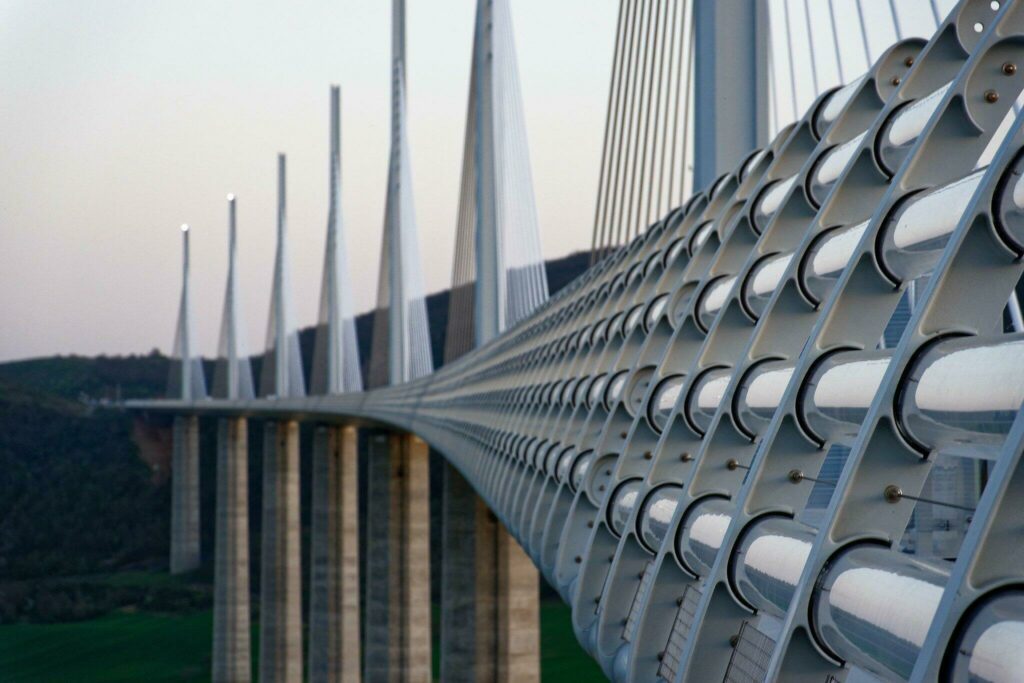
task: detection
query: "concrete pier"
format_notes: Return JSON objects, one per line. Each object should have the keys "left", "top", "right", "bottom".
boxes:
{"left": 496, "top": 527, "right": 539, "bottom": 683}
{"left": 309, "top": 425, "right": 361, "bottom": 683}
{"left": 259, "top": 421, "right": 303, "bottom": 683}
{"left": 365, "top": 432, "right": 432, "bottom": 683}
{"left": 399, "top": 434, "right": 432, "bottom": 682}
{"left": 440, "top": 465, "right": 539, "bottom": 683}
{"left": 213, "top": 417, "right": 252, "bottom": 683}
{"left": 170, "top": 414, "right": 201, "bottom": 574}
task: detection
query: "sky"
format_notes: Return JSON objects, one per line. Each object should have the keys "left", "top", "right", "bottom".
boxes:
{"left": 0, "top": 0, "right": 618, "bottom": 362}
{"left": 0, "top": 0, "right": 954, "bottom": 363}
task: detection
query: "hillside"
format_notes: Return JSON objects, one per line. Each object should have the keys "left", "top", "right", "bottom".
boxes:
{"left": 0, "top": 251, "right": 590, "bottom": 617}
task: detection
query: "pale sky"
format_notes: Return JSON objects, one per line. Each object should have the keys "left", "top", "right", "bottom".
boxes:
{"left": 0, "top": 0, "right": 952, "bottom": 362}
{"left": 0, "top": 0, "right": 618, "bottom": 361}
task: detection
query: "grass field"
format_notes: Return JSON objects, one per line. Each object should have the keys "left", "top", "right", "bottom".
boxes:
{"left": 0, "top": 601, "right": 606, "bottom": 682}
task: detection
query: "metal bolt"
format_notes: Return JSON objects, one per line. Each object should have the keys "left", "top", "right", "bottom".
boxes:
{"left": 904, "top": 56, "right": 915, "bottom": 67}
{"left": 1003, "top": 62, "right": 1017, "bottom": 76}
{"left": 726, "top": 458, "right": 740, "bottom": 471}
{"left": 643, "top": 451, "right": 653, "bottom": 460}
{"left": 620, "top": 431, "right": 628, "bottom": 438}
{"left": 587, "top": 520, "right": 594, "bottom": 528}
{"left": 598, "top": 484, "right": 606, "bottom": 492}
{"left": 788, "top": 469, "right": 805, "bottom": 483}
{"left": 891, "top": 76, "right": 901, "bottom": 86}
{"left": 729, "top": 634, "right": 740, "bottom": 647}
{"left": 985, "top": 89, "right": 1000, "bottom": 103}
{"left": 575, "top": 555, "right": 582, "bottom": 563}
{"left": 884, "top": 484, "right": 904, "bottom": 504}
{"left": 680, "top": 453, "right": 693, "bottom": 462}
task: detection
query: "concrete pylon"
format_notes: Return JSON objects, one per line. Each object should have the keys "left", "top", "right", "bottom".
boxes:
{"left": 209, "top": 196, "right": 256, "bottom": 681}
{"left": 170, "top": 415, "right": 201, "bottom": 574}
{"left": 364, "top": 432, "right": 432, "bottom": 683}
{"left": 213, "top": 195, "right": 256, "bottom": 402}
{"left": 363, "top": 3, "right": 435, "bottom": 680}
{"left": 312, "top": 86, "right": 363, "bottom": 396}
{"left": 309, "top": 426, "right": 361, "bottom": 682}
{"left": 308, "top": 87, "right": 364, "bottom": 682}
{"left": 366, "top": 0, "right": 434, "bottom": 389}
{"left": 440, "top": 466, "right": 540, "bottom": 683}
{"left": 259, "top": 155, "right": 306, "bottom": 400}
{"left": 258, "top": 157, "right": 305, "bottom": 683}
{"left": 169, "top": 223, "right": 206, "bottom": 575}
{"left": 260, "top": 420, "right": 303, "bottom": 683}
{"left": 213, "top": 417, "right": 252, "bottom": 683}
{"left": 444, "top": 0, "right": 549, "bottom": 359}
{"left": 440, "top": 2, "right": 545, "bottom": 677}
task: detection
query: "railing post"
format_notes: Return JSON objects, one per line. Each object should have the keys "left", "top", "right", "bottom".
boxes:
{"left": 170, "top": 414, "right": 201, "bottom": 574}
{"left": 309, "top": 424, "right": 361, "bottom": 682}
{"left": 259, "top": 420, "right": 303, "bottom": 682}
{"left": 213, "top": 416, "right": 252, "bottom": 683}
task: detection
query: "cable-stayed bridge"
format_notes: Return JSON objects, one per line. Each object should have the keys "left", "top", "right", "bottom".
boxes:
{"left": 131, "top": 0, "right": 1024, "bottom": 681}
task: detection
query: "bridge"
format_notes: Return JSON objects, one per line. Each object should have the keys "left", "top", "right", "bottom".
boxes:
{"left": 129, "top": 0, "right": 1024, "bottom": 681}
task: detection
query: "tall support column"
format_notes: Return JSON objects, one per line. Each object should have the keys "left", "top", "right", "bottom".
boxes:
{"left": 213, "top": 417, "right": 252, "bottom": 683}
{"left": 260, "top": 420, "right": 303, "bottom": 683}
{"left": 364, "top": 431, "right": 432, "bottom": 683}
{"left": 495, "top": 530, "right": 539, "bottom": 683}
{"left": 440, "top": 465, "right": 487, "bottom": 682}
{"left": 399, "top": 434, "right": 432, "bottom": 682}
{"left": 170, "top": 414, "right": 201, "bottom": 574}
{"left": 364, "top": 432, "right": 393, "bottom": 683}
{"left": 309, "top": 425, "right": 361, "bottom": 683}
{"left": 692, "top": 0, "right": 770, "bottom": 190}
{"left": 440, "top": 465, "right": 539, "bottom": 683}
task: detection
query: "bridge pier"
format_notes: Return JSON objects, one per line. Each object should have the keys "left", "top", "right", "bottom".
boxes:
{"left": 441, "top": 465, "right": 540, "bottom": 683}
{"left": 308, "top": 424, "right": 361, "bottom": 682}
{"left": 170, "top": 414, "right": 201, "bottom": 574}
{"left": 213, "top": 417, "right": 252, "bottom": 683}
{"left": 260, "top": 420, "right": 304, "bottom": 682}
{"left": 365, "top": 431, "right": 432, "bottom": 683}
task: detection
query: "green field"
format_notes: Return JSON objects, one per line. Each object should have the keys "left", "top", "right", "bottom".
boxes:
{"left": 0, "top": 601, "right": 606, "bottom": 682}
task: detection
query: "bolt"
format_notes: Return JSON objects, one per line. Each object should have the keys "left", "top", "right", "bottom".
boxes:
{"left": 643, "top": 451, "right": 653, "bottom": 460}
{"left": 884, "top": 484, "right": 904, "bottom": 504}
{"left": 1003, "top": 62, "right": 1017, "bottom": 76}
{"left": 587, "top": 520, "right": 594, "bottom": 528}
{"left": 575, "top": 555, "right": 582, "bottom": 563}
{"left": 730, "top": 635, "right": 740, "bottom": 647}
{"left": 726, "top": 458, "right": 740, "bottom": 471}
{"left": 904, "top": 56, "right": 915, "bottom": 67}
{"left": 788, "top": 469, "right": 805, "bottom": 483}
{"left": 985, "top": 89, "right": 1000, "bottom": 103}
{"left": 620, "top": 431, "right": 628, "bottom": 438}
{"left": 891, "top": 76, "right": 901, "bottom": 86}
{"left": 598, "top": 484, "right": 606, "bottom": 492}
{"left": 680, "top": 453, "right": 693, "bottom": 462}
{"left": 594, "top": 596, "right": 601, "bottom": 604}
